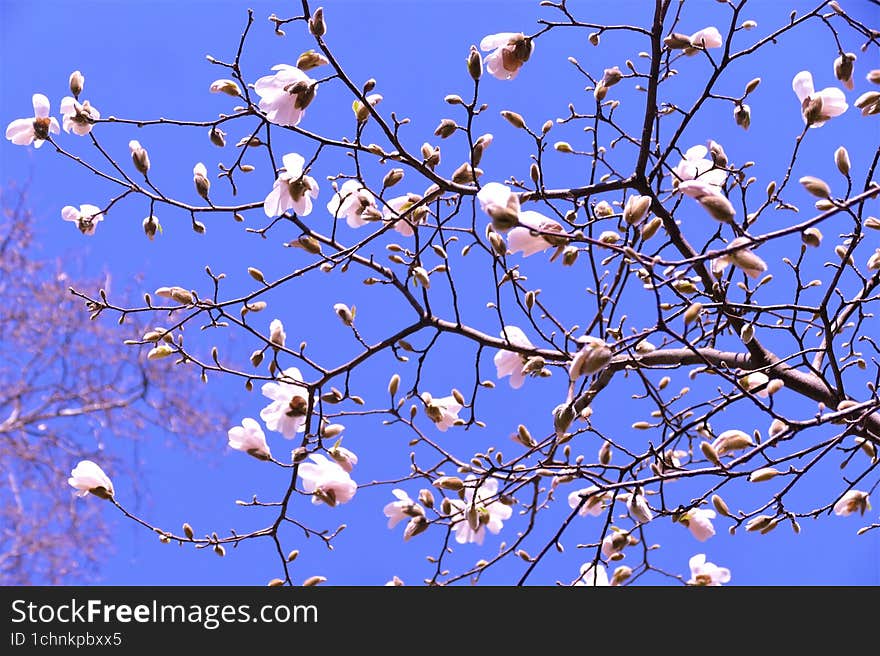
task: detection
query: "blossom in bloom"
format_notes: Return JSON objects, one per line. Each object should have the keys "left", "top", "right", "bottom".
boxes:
{"left": 59, "top": 96, "right": 100, "bottom": 136}
{"left": 383, "top": 489, "right": 424, "bottom": 529}
{"left": 68, "top": 460, "right": 114, "bottom": 499}
{"left": 575, "top": 562, "right": 610, "bottom": 586}
{"left": 327, "top": 179, "right": 378, "bottom": 228}
{"left": 834, "top": 53, "right": 857, "bottom": 91}
{"left": 448, "top": 477, "right": 513, "bottom": 545}
{"left": 328, "top": 444, "right": 358, "bottom": 473}
{"left": 298, "top": 454, "right": 357, "bottom": 507}
{"left": 382, "top": 193, "right": 425, "bottom": 237}
{"left": 687, "top": 554, "right": 730, "bottom": 586}
{"left": 420, "top": 392, "right": 463, "bottom": 432}
{"left": 833, "top": 490, "right": 870, "bottom": 516}
{"left": 493, "top": 325, "right": 536, "bottom": 389}
{"left": 792, "top": 71, "right": 848, "bottom": 127}
{"left": 477, "top": 182, "right": 520, "bottom": 232}
{"left": 385, "top": 576, "right": 405, "bottom": 586}
{"left": 506, "top": 210, "right": 567, "bottom": 256}
{"left": 711, "top": 238, "right": 768, "bottom": 279}
{"left": 227, "top": 418, "right": 272, "bottom": 461}
{"left": 568, "top": 486, "right": 608, "bottom": 517}
{"left": 682, "top": 508, "right": 716, "bottom": 541}
{"left": 6, "top": 93, "right": 60, "bottom": 148}
{"left": 61, "top": 204, "right": 104, "bottom": 236}
{"left": 480, "top": 32, "right": 533, "bottom": 81}
{"left": 254, "top": 64, "right": 317, "bottom": 127}
{"left": 671, "top": 144, "right": 727, "bottom": 188}
{"left": 684, "top": 26, "right": 723, "bottom": 55}
{"left": 260, "top": 367, "right": 311, "bottom": 438}
{"left": 263, "top": 152, "right": 319, "bottom": 217}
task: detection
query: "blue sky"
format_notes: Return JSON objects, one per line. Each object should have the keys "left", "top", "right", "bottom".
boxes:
{"left": 2, "top": 0, "right": 880, "bottom": 585}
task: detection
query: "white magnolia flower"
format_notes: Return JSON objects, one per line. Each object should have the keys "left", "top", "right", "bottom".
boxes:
{"left": 682, "top": 508, "right": 716, "bottom": 542}
{"left": 382, "top": 193, "right": 424, "bottom": 237}
{"left": 254, "top": 64, "right": 317, "bottom": 127}
{"left": 685, "top": 26, "right": 723, "bottom": 53}
{"left": 740, "top": 371, "right": 770, "bottom": 396}
{"left": 448, "top": 477, "right": 513, "bottom": 545}
{"left": 568, "top": 486, "right": 608, "bottom": 517}
{"left": 298, "top": 453, "right": 357, "bottom": 507}
{"left": 383, "top": 489, "right": 424, "bottom": 529}
{"left": 260, "top": 367, "right": 311, "bottom": 438}
{"left": 61, "top": 204, "right": 104, "bottom": 236}
{"left": 269, "top": 319, "right": 286, "bottom": 348}
{"left": 687, "top": 554, "right": 730, "bottom": 586}
{"left": 627, "top": 490, "right": 654, "bottom": 524}
{"left": 420, "top": 392, "right": 463, "bottom": 432}
{"left": 672, "top": 144, "right": 727, "bottom": 188}
{"left": 6, "top": 93, "right": 60, "bottom": 148}
{"left": 833, "top": 490, "right": 870, "bottom": 516}
{"left": 792, "top": 71, "right": 848, "bottom": 127}
{"left": 264, "top": 152, "right": 319, "bottom": 217}
{"left": 227, "top": 418, "right": 272, "bottom": 460}
{"left": 575, "top": 562, "right": 610, "bottom": 586}
{"left": 480, "top": 32, "right": 533, "bottom": 81}
{"left": 68, "top": 460, "right": 114, "bottom": 499}
{"left": 59, "top": 96, "right": 100, "bottom": 136}
{"left": 493, "top": 325, "right": 536, "bottom": 389}
{"left": 327, "top": 179, "right": 377, "bottom": 228}
{"left": 507, "top": 210, "right": 566, "bottom": 256}
{"left": 477, "top": 182, "right": 520, "bottom": 232}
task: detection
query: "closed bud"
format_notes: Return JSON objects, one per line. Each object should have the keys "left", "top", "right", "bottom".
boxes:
{"left": 745, "top": 515, "right": 773, "bottom": 532}
{"left": 589, "top": 32, "right": 600, "bottom": 46}
{"left": 388, "top": 373, "right": 400, "bottom": 397}
{"left": 684, "top": 302, "right": 703, "bottom": 325}
{"left": 602, "top": 66, "right": 623, "bottom": 87}
{"left": 664, "top": 33, "right": 692, "bottom": 49}
{"left": 433, "top": 476, "right": 464, "bottom": 491}
{"left": 593, "top": 81, "right": 608, "bottom": 102}
{"left": 434, "top": 118, "right": 457, "bottom": 139}
{"left": 296, "top": 49, "right": 329, "bottom": 71}
{"left": 554, "top": 141, "right": 574, "bottom": 153}
{"left": 248, "top": 267, "right": 265, "bottom": 283}
{"left": 308, "top": 7, "right": 326, "bottom": 37}
{"left": 740, "top": 323, "right": 755, "bottom": 343}
{"left": 209, "top": 79, "right": 242, "bottom": 96}
{"left": 867, "top": 248, "right": 880, "bottom": 271}
{"left": 834, "top": 53, "right": 856, "bottom": 90}
{"left": 623, "top": 194, "right": 652, "bottom": 226}
{"left": 183, "top": 523, "right": 195, "bottom": 539}
{"left": 250, "top": 350, "right": 264, "bottom": 367}
{"left": 129, "top": 140, "right": 150, "bottom": 175}
{"left": 500, "top": 110, "right": 526, "bottom": 129}
{"left": 640, "top": 217, "right": 662, "bottom": 241}
{"left": 333, "top": 302, "right": 355, "bottom": 326}
{"left": 69, "top": 70, "right": 85, "bottom": 98}
{"left": 711, "top": 494, "right": 731, "bottom": 517}
{"left": 802, "top": 227, "right": 822, "bottom": 247}
{"left": 452, "top": 162, "right": 481, "bottom": 184}
{"left": 142, "top": 215, "right": 160, "bottom": 241}
{"left": 834, "top": 146, "right": 851, "bottom": 176}
{"left": 530, "top": 162, "right": 540, "bottom": 185}
{"left": 865, "top": 216, "right": 880, "bottom": 230}
{"left": 193, "top": 162, "right": 211, "bottom": 200}
{"left": 598, "top": 441, "right": 612, "bottom": 465}
{"left": 302, "top": 575, "right": 326, "bottom": 587}
{"left": 699, "top": 194, "right": 736, "bottom": 223}
{"left": 744, "top": 77, "right": 761, "bottom": 96}
{"left": 700, "top": 441, "right": 722, "bottom": 467}
{"left": 708, "top": 140, "right": 728, "bottom": 168}
{"left": 748, "top": 467, "right": 781, "bottom": 483}
{"left": 382, "top": 168, "right": 404, "bottom": 189}
{"left": 854, "top": 91, "right": 880, "bottom": 116}
{"left": 562, "top": 246, "right": 579, "bottom": 266}
{"left": 800, "top": 175, "right": 831, "bottom": 199}
{"left": 734, "top": 103, "right": 751, "bottom": 130}
{"left": 611, "top": 565, "right": 632, "bottom": 586}
{"left": 467, "top": 45, "right": 483, "bottom": 80}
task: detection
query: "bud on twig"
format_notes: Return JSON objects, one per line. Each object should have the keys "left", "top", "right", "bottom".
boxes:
{"left": 309, "top": 7, "right": 326, "bottom": 37}
{"left": 467, "top": 45, "right": 483, "bottom": 80}
{"left": 69, "top": 70, "right": 85, "bottom": 98}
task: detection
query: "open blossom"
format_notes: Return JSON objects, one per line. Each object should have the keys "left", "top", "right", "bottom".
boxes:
{"left": 59, "top": 96, "right": 100, "bottom": 136}
{"left": 298, "top": 454, "right": 357, "bottom": 507}
{"left": 255, "top": 64, "right": 317, "bottom": 127}
{"left": 448, "top": 477, "right": 513, "bottom": 545}
{"left": 382, "top": 193, "right": 424, "bottom": 237}
{"left": 507, "top": 210, "right": 567, "bottom": 256}
{"left": 682, "top": 508, "right": 716, "bottom": 541}
{"left": 68, "top": 460, "right": 114, "bottom": 499}
{"left": 684, "top": 26, "right": 723, "bottom": 54}
{"left": 480, "top": 32, "right": 533, "bottom": 81}
{"left": 672, "top": 144, "right": 727, "bottom": 188}
{"left": 383, "top": 489, "right": 424, "bottom": 529}
{"left": 420, "top": 392, "right": 463, "bottom": 432}
{"left": 575, "top": 562, "right": 610, "bottom": 586}
{"left": 568, "top": 486, "right": 608, "bottom": 517}
{"left": 6, "top": 93, "right": 60, "bottom": 148}
{"left": 833, "top": 490, "right": 870, "bottom": 516}
{"left": 263, "top": 152, "right": 319, "bottom": 217}
{"left": 687, "top": 554, "right": 730, "bottom": 586}
{"left": 477, "top": 182, "right": 520, "bottom": 232}
{"left": 711, "top": 238, "right": 767, "bottom": 279}
{"left": 61, "top": 204, "right": 104, "bottom": 236}
{"left": 792, "top": 71, "right": 848, "bottom": 127}
{"left": 260, "top": 367, "right": 311, "bottom": 438}
{"left": 227, "top": 418, "right": 272, "bottom": 461}
{"left": 327, "top": 179, "right": 378, "bottom": 228}
{"left": 493, "top": 325, "right": 536, "bottom": 389}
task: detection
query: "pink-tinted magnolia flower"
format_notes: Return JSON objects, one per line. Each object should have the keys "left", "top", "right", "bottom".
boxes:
{"left": 59, "top": 96, "right": 100, "bottom": 136}
{"left": 328, "top": 444, "right": 358, "bottom": 473}
{"left": 575, "top": 562, "right": 610, "bottom": 586}
{"left": 833, "top": 490, "right": 870, "bottom": 516}
{"left": 480, "top": 32, "right": 533, "bottom": 81}
{"left": 477, "top": 182, "right": 520, "bottom": 232}
{"left": 264, "top": 152, "right": 319, "bottom": 217}
{"left": 493, "top": 325, "right": 535, "bottom": 389}
{"left": 227, "top": 418, "right": 272, "bottom": 460}
{"left": 68, "top": 460, "right": 114, "bottom": 499}
{"left": 420, "top": 392, "right": 463, "bottom": 432}
{"left": 682, "top": 508, "right": 716, "bottom": 541}
{"left": 792, "top": 71, "right": 848, "bottom": 127}
{"left": 6, "top": 94, "right": 60, "bottom": 147}
{"left": 383, "top": 489, "right": 424, "bottom": 529}
{"left": 255, "top": 64, "right": 317, "bottom": 127}
{"left": 61, "top": 204, "right": 104, "bottom": 236}
{"left": 260, "top": 367, "right": 311, "bottom": 438}
{"left": 298, "top": 454, "right": 357, "bottom": 507}
{"left": 685, "top": 26, "right": 723, "bottom": 54}
{"left": 448, "top": 477, "right": 513, "bottom": 545}
{"left": 672, "top": 144, "right": 727, "bottom": 188}
{"left": 568, "top": 486, "right": 608, "bottom": 517}
{"left": 382, "top": 193, "right": 424, "bottom": 237}
{"left": 507, "top": 210, "right": 567, "bottom": 256}
{"left": 327, "top": 179, "right": 378, "bottom": 228}
{"left": 687, "top": 554, "right": 730, "bottom": 586}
